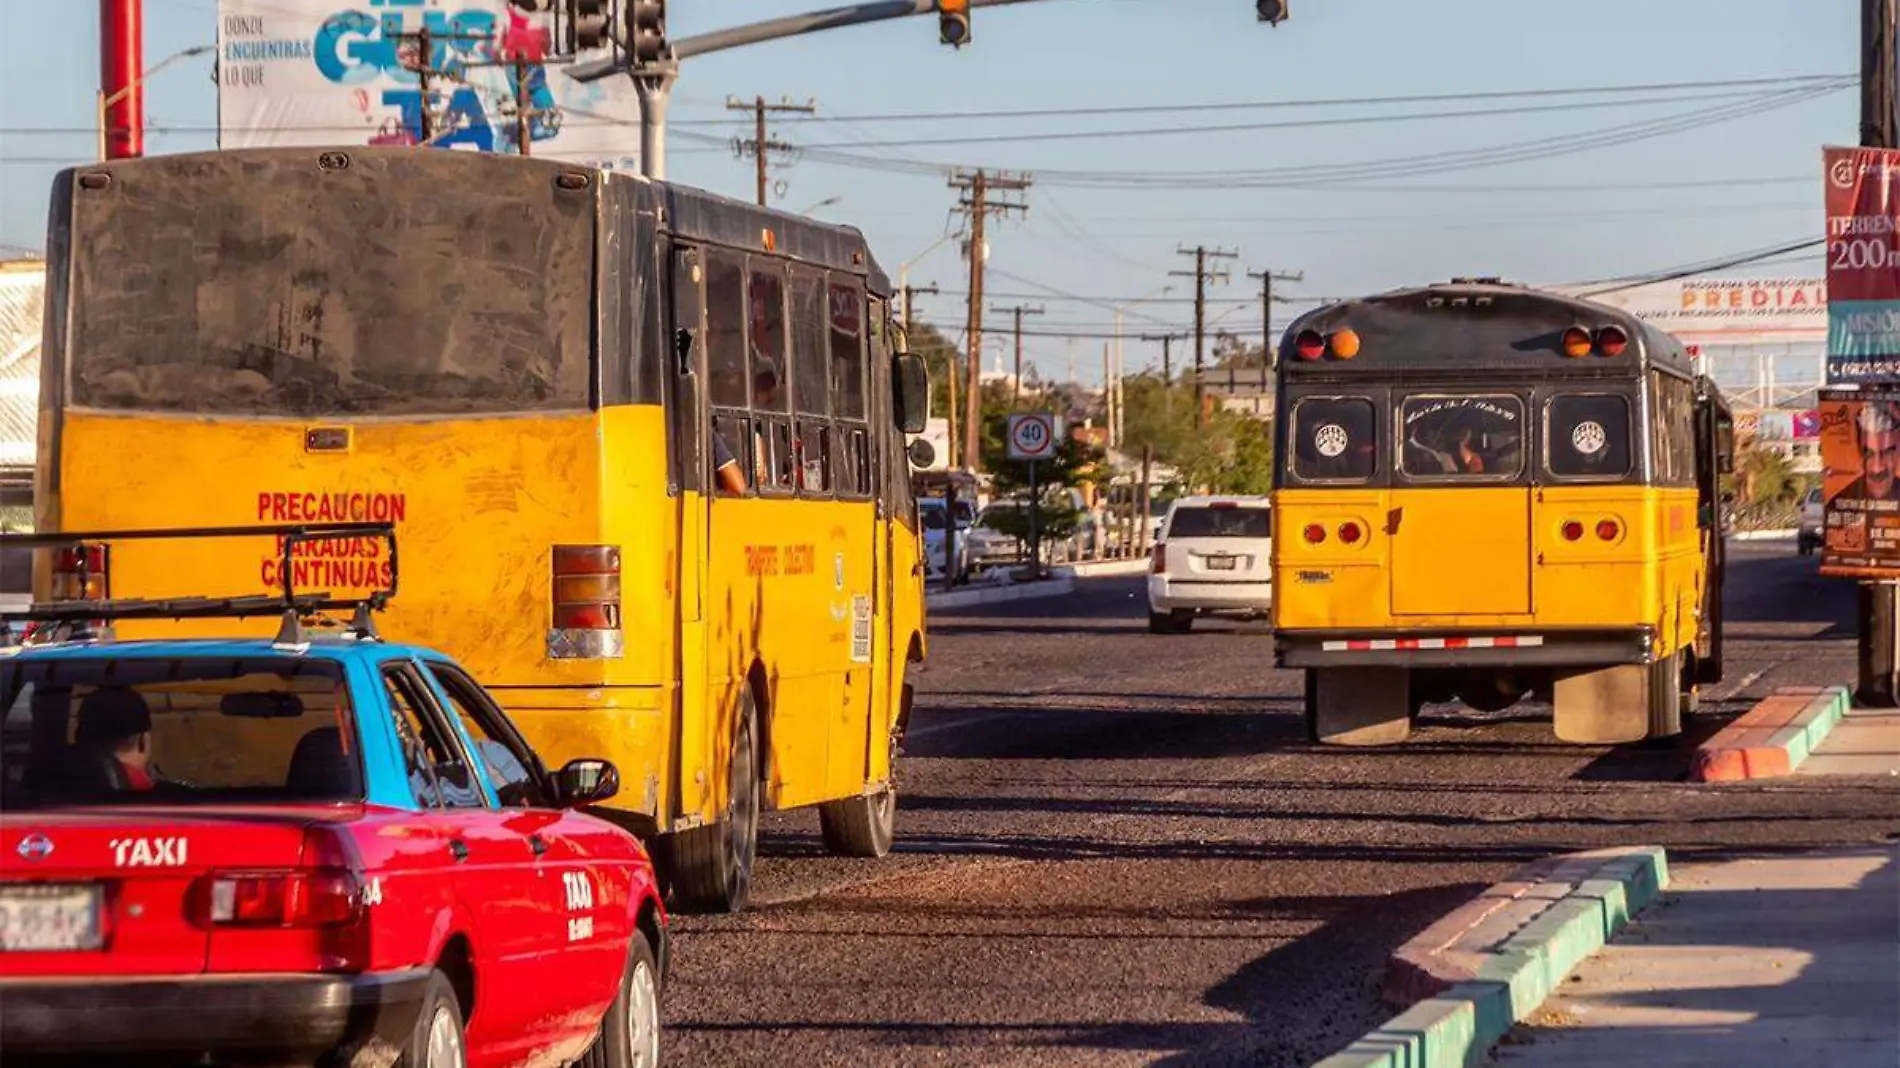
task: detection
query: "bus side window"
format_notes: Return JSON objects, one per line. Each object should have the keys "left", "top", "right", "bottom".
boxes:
{"left": 713, "top": 412, "right": 752, "bottom": 496}
{"left": 828, "top": 278, "right": 867, "bottom": 421}
{"left": 705, "top": 254, "right": 749, "bottom": 409}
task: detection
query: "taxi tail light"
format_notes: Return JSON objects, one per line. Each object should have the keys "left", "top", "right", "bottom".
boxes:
{"left": 194, "top": 870, "right": 362, "bottom": 928}
{"left": 1596, "top": 519, "right": 1621, "bottom": 542}
{"left": 1595, "top": 326, "right": 1629, "bottom": 357}
{"left": 552, "top": 545, "right": 622, "bottom": 632}
{"left": 1151, "top": 544, "right": 1167, "bottom": 574}
{"left": 51, "top": 543, "right": 109, "bottom": 601}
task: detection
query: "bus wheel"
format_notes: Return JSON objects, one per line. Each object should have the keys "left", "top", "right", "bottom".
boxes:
{"left": 1306, "top": 667, "right": 1412, "bottom": 746}
{"left": 667, "top": 686, "right": 761, "bottom": 914}
{"left": 819, "top": 784, "right": 897, "bottom": 858}
{"left": 1458, "top": 676, "right": 1528, "bottom": 713}
{"left": 1648, "top": 651, "right": 1685, "bottom": 740}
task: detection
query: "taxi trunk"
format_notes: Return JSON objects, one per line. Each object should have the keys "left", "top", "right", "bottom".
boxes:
{"left": 0, "top": 807, "right": 366, "bottom": 977}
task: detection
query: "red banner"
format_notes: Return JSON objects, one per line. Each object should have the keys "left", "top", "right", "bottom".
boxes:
{"left": 1825, "top": 145, "right": 1900, "bottom": 382}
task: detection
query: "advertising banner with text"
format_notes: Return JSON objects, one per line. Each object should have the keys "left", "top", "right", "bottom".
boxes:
{"left": 1825, "top": 145, "right": 1900, "bottom": 383}
{"left": 216, "top": 0, "right": 642, "bottom": 171}
{"left": 1818, "top": 389, "right": 1900, "bottom": 577}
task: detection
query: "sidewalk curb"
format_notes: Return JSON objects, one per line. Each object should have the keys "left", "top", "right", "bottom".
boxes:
{"left": 1066, "top": 558, "right": 1152, "bottom": 578}
{"left": 1314, "top": 846, "right": 1669, "bottom": 1068}
{"left": 926, "top": 575, "right": 1076, "bottom": 611}
{"left": 1728, "top": 528, "right": 1795, "bottom": 542}
{"left": 1689, "top": 685, "right": 1851, "bottom": 783}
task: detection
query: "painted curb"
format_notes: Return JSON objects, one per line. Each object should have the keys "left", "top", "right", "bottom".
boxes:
{"left": 1066, "top": 558, "right": 1152, "bottom": 578}
{"left": 1728, "top": 529, "right": 1796, "bottom": 542}
{"left": 926, "top": 575, "right": 1076, "bottom": 611}
{"left": 1690, "top": 685, "right": 1851, "bottom": 782}
{"left": 1314, "top": 846, "right": 1669, "bottom": 1068}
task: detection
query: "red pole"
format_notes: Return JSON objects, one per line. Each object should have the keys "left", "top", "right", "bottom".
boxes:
{"left": 100, "top": 0, "right": 143, "bottom": 159}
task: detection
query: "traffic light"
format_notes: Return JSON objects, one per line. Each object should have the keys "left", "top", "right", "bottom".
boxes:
{"left": 625, "top": 0, "right": 668, "bottom": 66}
{"left": 1256, "top": 0, "right": 1288, "bottom": 24}
{"left": 567, "top": 0, "right": 609, "bottom": 51}
{"left": 939, "top": 0, "right": 970, "bottom": 48}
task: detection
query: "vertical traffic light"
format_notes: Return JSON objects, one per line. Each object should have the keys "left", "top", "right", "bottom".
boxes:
{"left": 625, "top": 1, "right": 668, "bottom": 66}
{"left": 567, "top": 0, "right": 609, "bottom": 50}
{"left": 1256, "top": 0, "right": 1289, "bottom": 24}
{"left": 939, "top": 0, "right": 970, "bottom": 48}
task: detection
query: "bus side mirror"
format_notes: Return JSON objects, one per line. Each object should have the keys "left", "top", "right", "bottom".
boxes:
{"left": 894, "top": 352, "right": 929, "bottom": 434}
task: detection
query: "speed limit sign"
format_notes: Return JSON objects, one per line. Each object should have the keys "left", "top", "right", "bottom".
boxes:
{"left": 1006, "top": 413, "right": 1059, "bottom": 461}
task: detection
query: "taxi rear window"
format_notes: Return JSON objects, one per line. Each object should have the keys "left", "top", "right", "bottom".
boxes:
{"left": 0, "top": 658, "right": 361, "bottom": 811}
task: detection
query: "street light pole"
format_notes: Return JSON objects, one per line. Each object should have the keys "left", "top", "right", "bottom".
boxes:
{"left": 97, "top": 43, "right": 212, "bottom": 161}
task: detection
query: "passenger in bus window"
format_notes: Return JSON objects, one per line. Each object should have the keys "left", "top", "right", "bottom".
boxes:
{"left": 714, "top": 432, "right": 747, "bottom": 496}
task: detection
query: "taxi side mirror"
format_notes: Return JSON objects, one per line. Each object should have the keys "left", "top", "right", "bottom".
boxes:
{"left": 894, "top": 352, "right": 930, "bottom": 435}
{"left": 556, "top": 758, "right": 620, "bottom": 807}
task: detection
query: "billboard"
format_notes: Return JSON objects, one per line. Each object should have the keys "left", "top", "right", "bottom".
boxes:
{"left": 1818, "top": 390, "right": 1900, "bottom": 577}
{"left": 217, "top": 0, "right": 642, "bottom": 170}
{"left": 1550, "top": 277, "right": 1826, "bottom": 345}
{"left": 1824, "top": 145, "right": 1900, "bottom": 383}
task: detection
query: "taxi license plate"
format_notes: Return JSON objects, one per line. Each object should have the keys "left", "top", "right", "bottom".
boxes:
{"left": 0, "top": 885, "right": 103, "bottom": 952}
{"left": 1205, "top": 555, "right": 1237, "bottom": 570}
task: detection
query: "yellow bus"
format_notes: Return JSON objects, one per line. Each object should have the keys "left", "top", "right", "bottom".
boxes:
{"left": 1270, "top": 279, "right": 1734, "bottom": 747}
{"left": 32, "top": 147, "right": 933, "bottom": 911}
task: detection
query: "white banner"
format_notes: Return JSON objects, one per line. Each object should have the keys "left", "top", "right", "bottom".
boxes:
{"left": 1551, "top": 277, "right": 1827, "bottom": 345}
{"left": 217, "top": 0, "right": 642, "bottom": 171}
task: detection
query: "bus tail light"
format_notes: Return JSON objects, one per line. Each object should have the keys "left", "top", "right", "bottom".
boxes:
{"left": 1295, "top": 330, "right": 1327, "bottom": 361}
{"left": 51, "top": 544, "right": 109, "bottom": 601}
{"left": 1330, "top": 328, "right": 1362, "bottom": 359}
{"left": 194, "top": 870, "right": 363, "bottom": 928}
{"left": 1561, "top": 521, "right": 1584, "bottom": 542}
{"left": 1338, "top": 521, "right": 1363, "bottom": 544}
{"left": 1302, "top": 523, "right": 1327, "bottom": 544}
{"left": 1595, "top": 326, "right": 1629, "bottom": 357}
{"left": 1596, "top": 519, "right": 1621, "bottom": 542}
{"left": 1561, "top": 327, "right": 1593, "bottom": 358}
{"left": 550, "top": 545, "right": 624, "bottom": 659}
{"left": 1151, "top": 544, "right": 1167, "bottom": 574}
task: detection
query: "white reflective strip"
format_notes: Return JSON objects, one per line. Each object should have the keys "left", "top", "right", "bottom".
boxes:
{"left": 1321, "top": 641, "right": 1349, "bottom": 652}
{"left": 1369, "top": 640, "right": 1397, "bottom": 651}
{"left": 1520, "top": 636, "right": 1545, "bottom": 647}
{"left": 1467, "top": 637, "right": 1496, "bottom": 648}
{"left": 1415, "top": 638, "right": 1446, "bottom": 649}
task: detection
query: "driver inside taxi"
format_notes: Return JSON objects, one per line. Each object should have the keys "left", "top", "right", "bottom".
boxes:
{"left": 68, "top": 686, "right": 162, "bottom": 794}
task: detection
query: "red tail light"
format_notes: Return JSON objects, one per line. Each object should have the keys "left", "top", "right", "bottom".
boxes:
{"left": 1338, "top": 521, "right": 1363, "bottom": 544}
{"left": 1595, "top": 326, "right": 1629, "bottom": 357}
{"left": 1295, "top": 330, "right": 1327, "bottom": 361}
{"left": 1151, "top": 544, "right": 1167, "bottom": 574}
{"left": 552, "top": 545, "right": 622, "bottom": 631}
{"left": 195, "top": 870, "right": 362, "bottom": 928}
{"left": 1596, "top": 519, "right": 1621, "bottom": 541}
{"left": 51, "top": 543, "right": 109, "bottom": 601}
{"left": 1561, "top": 521, "right": 1584, "bottom": 542}
{"left": 1302, "top": 523, "right": 1327, "bottom": 544}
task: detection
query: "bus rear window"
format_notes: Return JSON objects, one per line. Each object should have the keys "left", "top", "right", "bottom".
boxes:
{"left": 62, "top": 152, "right": 595, "bottom": 417}
{"left": 1167, "top": 506, "right": 1270, "bottom": 539}
{"left": 1291, "top": 397, "right": 1376, "bottom": 482}
{"left": 1, "top": 657, "right": 360, "bottom": 811}
{"left": 1399, "top": 394, "right": 1525, "bottom": 479}
{"left": 1547, "top": 395, "right": 1632, "bottom": 478}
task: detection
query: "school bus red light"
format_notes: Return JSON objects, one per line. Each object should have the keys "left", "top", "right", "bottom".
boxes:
{"left": 1338, "top": 521, "right": 1363, "bottom": 544}
{"left": 1302, "top": 523, "right": 1327, "bottom": 544}
{"left": 1561, "top": 520, "right": 1584, "bottom": 542}
{"left": 1295, "top": 330, "right": 1327, "bottom": 361}
{"left": 1330, "top": 328, "right": 1361, "bottom": 359}
{"left": 1595, "top": 326, "right": 1629, "bottom": 357}
{"left": 1596, "top": 519, "right": 1621, "bottom": 542}
{"left": 1560, "top": 327, "right": 1592, "bottom": 358}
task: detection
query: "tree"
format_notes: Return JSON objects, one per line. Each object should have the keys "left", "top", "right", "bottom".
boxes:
{"left": 1118, "top": 372, "right": 1273, "bottom": 495}
{"left": 1733, "top": 443, "right": 1798, "bottom": 506}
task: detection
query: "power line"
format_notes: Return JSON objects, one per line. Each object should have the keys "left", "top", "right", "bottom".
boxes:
{"left": 1571, "top": 237, "right": 1829, "bottom": 296}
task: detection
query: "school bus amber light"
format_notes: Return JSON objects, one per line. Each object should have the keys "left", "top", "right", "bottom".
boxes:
{"left": 1329, "top": 328, "right": 1362, "bottom": 359}
{"left": 1561, "top": 326, "right": 1593, "bottom": 358}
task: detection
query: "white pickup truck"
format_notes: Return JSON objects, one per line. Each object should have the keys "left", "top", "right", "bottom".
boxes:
{"left": 1796, "top": 486, "right": 1824, "bottom": 556}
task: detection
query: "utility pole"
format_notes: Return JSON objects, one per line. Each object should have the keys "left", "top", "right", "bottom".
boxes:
{"left": 902, "top": 282, "right": 938, "bottom": 329}
{"left": 1858, "top": 0, "right": 1899, "bottom": 706}
{"left": 513, "top": 54, "right": 534, "bottom": 156}
{"left": 950, "top": 168, "right": 1031, "bottom": 470}
{"left": 992, "top": 303, "right": 1043, "bottom": 405}
{"left": 1172, "top": 245, "right": 1238, "bottom": 428}
{"left": 728, "top": 95, "right": 815, "bottom": 207}
{"left": 411, "top": 26, "right": 436, "bottom": 142}
{"left": 1249, "top": 267, "right": 1303, "bottom": 373}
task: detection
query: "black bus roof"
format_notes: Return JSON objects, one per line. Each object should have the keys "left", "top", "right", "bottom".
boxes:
{"left": 1278, "top": 279, "right": 1695, "bottom": 379}
{"left": 50, "top": 147, "right": 893, "bottom": 297}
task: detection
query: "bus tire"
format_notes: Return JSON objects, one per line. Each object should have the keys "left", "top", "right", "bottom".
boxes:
{"left": 1647, "top": 651, "right": 1684, "bottom": 740}
{"left": 818, "top": 784, "right": 897, "bottom": 858}
{"left": 667, "top": 686, "right": 761, "bottom": 914}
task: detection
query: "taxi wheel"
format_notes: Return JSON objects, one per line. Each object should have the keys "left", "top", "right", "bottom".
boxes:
{"left": 579, "top": 930, "right": 663, "bottom": 1068}
{"left": 668, "top": 687, "right": 761, "bottom": 913}
{"left": 402, "top": 971, "right": 467, "bottom": 1068}
{"left": 819, "top": 784, "right": 897, "bottom": 858}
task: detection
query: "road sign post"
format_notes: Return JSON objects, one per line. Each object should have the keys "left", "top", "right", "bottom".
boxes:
{"left": 1006, "top": 413, "right": 1060, "bottom": 581}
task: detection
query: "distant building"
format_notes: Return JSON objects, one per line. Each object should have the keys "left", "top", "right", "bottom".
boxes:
{"left": 0, "top": 258, "right": 42, "bottom": 520}
{"left": 1190, "top": 366, "right": 1274, "bottom": 422}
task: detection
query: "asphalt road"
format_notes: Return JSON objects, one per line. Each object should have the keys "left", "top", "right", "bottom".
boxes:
{"left": 661, "top": 540, "right": 1900, "bottom": 1068}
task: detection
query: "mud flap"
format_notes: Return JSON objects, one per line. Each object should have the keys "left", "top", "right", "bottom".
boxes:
{"left": 1308, "top": 667, "right": 1413, "bottom": 746}
{"left": 1552, "top": 664, "right": 1649, "bottom": 744}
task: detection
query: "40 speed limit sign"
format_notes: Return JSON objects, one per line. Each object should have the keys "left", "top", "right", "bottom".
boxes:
{"left": 1006, "top": 413, "right": 1060, "bottom": 461}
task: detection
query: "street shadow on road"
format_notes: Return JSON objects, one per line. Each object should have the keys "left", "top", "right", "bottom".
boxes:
{"left": 907, "top": 702, "right": 1305, "bottom": 761}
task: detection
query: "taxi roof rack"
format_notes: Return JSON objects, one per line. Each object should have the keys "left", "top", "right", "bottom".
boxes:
{"left": 0, "top": 523, "right": 397, "bottom": 648}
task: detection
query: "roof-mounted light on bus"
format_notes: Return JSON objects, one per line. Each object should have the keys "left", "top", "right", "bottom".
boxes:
{"left": 1595, "top": 326, "right": 1629, "bottom": 357}
{"left": 52, "top": 544, "right": 109, "bottom": 601}
{"left": 1295, "top": 330, "right": 1327, "bottom": 361}
{"left": 761, "top": 228, "right": 778, "bottom": 252}
{"left": 1561, "top": 327, "right": 1593, "bottom": 358}
{"left": 1330, "top": 328, "right": 1362, "bottom": 360}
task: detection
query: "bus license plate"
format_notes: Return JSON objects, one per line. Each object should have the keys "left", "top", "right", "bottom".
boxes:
{"left": 0, "top": 885, "right": 103, "bottom": 952}
{"left": 1206, "top": 555, "right": 1237, "bottom": 570}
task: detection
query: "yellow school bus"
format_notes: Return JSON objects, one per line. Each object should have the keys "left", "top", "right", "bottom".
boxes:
{"left": 32, "top": 147, "right": 932, "bottom": 911}
{"left": 1271, "top": 279, "right": 1734, "bottom": 746}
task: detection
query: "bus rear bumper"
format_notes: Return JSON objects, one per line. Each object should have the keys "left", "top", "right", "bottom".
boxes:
{"left": 1275, "top": 627, "right": 1654, "bottom": 670}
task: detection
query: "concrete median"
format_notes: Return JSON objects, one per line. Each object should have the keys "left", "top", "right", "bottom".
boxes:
{"left": 1689, "top": 685, "right": 1851, "bottom": 783}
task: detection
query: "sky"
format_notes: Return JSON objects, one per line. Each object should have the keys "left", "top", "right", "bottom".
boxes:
{"left": 0, "top": 0, "right": 1862, "bottom": 383}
